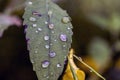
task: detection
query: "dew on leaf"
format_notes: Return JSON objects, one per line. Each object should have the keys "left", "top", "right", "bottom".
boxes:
{"left": 50, "top": 43, "right": 53, "bottom": 46}
{"left": 45, "top": 21, "right": 48, "bottom": 24}
{"left": 35, "top": 50, "right": 38, "bottom": 54}
{"left": 48, "top": 24, "right": 54, "bottom": 29}
{"left": 28, "top": 1, "right": 32, "bottom": 5}
{"left": 46, "top": 76, "right": 49, "bottom": 79}
{"left": 48, "top": 10, "right": 53, "bottom": 15}
{"left": 51, "top": 31, "right": 55, "bottom": 33}
{"left": 29, "top": 17, "right": 36, "bottom": 21}
{"left": 44, "top": 74, "right": 47, "bottom": 77}
{"left": 41, "top": 60, "right": 50, "bottom": 68}
{"left": 32, "top": 24, "right": 37, "bottom": 27}
{"left": 62, "top": 16, "right": 71, "bottom": 24}
{"left": 49, "top": 51, "right": 56, "bottom": 58}
{"left": 63, "top": 45, "right": 66, "bottom": 47}
{"left": 45, "top": 45, "right": 50, "bottom": 49}
{"left": 57, "top": 63, "right": 62, "bottom": 68}
{"left": 35, "top": 30, "right": 39, "bottom": 33}
{"left": 31, "top": 59, "right": 35, "bottom": 64}
{"left": 48, "top": 10, "right": 53, "bottom": 17}
{"left": 37, "top": 28, "right": 42, "bottom": 31}
{"left": 44, "top": 36, "right": 49, "bottom": 41}
{"left": 67, "top": 27, "right": 71, "bottom": 30}
{"left": 50, "top": 72, "right": 53, "bottom": 75}
{"left": 60, "top": 34, "right": 67, "bottom": 42}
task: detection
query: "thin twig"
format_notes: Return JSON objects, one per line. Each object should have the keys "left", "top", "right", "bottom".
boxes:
{"left": 73, "top": 55, "right": 106, "bottom": 80}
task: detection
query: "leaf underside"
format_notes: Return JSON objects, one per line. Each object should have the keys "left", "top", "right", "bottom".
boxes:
{"left": 23, "top": 0, "right": 73, "bottom": 80}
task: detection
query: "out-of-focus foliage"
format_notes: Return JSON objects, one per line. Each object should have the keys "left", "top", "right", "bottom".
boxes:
{"left": 88, "top": 37, "right": 111, "bottom": 68}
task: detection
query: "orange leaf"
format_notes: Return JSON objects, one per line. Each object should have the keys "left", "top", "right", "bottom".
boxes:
{"left": 63, "top": 49, "right": 85, "bottom": 80}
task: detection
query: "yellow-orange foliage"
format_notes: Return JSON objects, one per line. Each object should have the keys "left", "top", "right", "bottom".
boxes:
{"left": 63, "top": 49, "right": 85, "bottom": 80}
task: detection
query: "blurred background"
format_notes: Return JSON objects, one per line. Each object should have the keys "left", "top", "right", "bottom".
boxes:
{"left": 0, "top": 0, "right": 120, "bottom": 80}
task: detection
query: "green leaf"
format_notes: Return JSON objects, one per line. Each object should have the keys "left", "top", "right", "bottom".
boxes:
{"left": 23, "top": 0, "right": 73, "bottom": 80}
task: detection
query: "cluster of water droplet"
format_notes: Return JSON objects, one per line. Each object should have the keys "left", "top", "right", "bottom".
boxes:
{"left": 25, "top": 1, "right": 73, "bottom": 79}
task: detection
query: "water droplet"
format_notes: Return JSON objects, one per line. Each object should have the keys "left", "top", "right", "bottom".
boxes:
{"left": 35, "top": 50, "right": 38, "bottom": 53}
{"left": 37, "top": 28, "right": 42, "bottom": 31}
{"left": 60, "top": 34, "right": 67, "bottom": 42}
{"left": 46, "top": 76, "right": 49, "bottom": 78}
{"left": 35, "top": 30, "right": 39, "bottom": 33}
{"left": 49, "top": 51, "right": 56, "bottom": 58}
{"left": 44, "top": 36, "right": 49, "bottom": 40}
{"left": 64, "top": 56, "right": 66, "bottom": 58}
{"left": 62, "top": 16, "right": 71, "bottom": 24}
{"left": 50, "top": 43, "right": 53, "bottom": 46}
{"left": 51, "top": 72, "right": 53, "bottom": 75}
{"left": 45, "top": 45, "right": 50, "bottom": 49}
{"left": 43, "top": 74, "right": 47, "bottom": 77}
{"left": 28, "top": 1, "right": 32, "bottom": 5}
{"left": 48, "top": 10, "right": 53, "bottom": 17}
{"left": 32, "top": 11, "right": 42, "bottom": 17}
{"left": 29, "top": 17, "right": 36, "bottom": 21}
{"left": 63, "top": 45, "right": 66, "bottom": 47}
{"left": 51, "top": 31, "right": 55, "bottom": 33}
{"left": 32, "top": 24, "right": 37, "bottom": 27}
{"left": 57, "top": 63, "right": 62, "bottom": 68}
{"left": 31, "top": 60, "right": 35, "bottom": 63}
{"left": 41, "top": 60, "right": 50, "bottom": 68}
{"left": 67, "top": 27, "right": 71, "bottom": 30}
{"left": 48, "top": 24, "right": 54, "bottom": 29}
{"left": 45, "top": 21, "right": 48, "bottom": 24}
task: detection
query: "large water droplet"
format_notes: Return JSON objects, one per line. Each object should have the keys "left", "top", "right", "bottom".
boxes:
{"left": 41, "top": 60, "right": 50, "bottom": 68}
{"left": 29, "top": 17, "right": 36, "bottom": 21}
{"left": 62, "top": 16, "right": 71, "bottom": 24}
{"left": 49, "top": 51, "right": 56, "bottom": 58}
{"left": 48, "top": 24, "right": 54, "bottom": 29}
{"left": 60, "top": 34, "right": 67, "bottom": 42}
{"left": 44, "top": 36, "right": 49, "bottom": 41}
